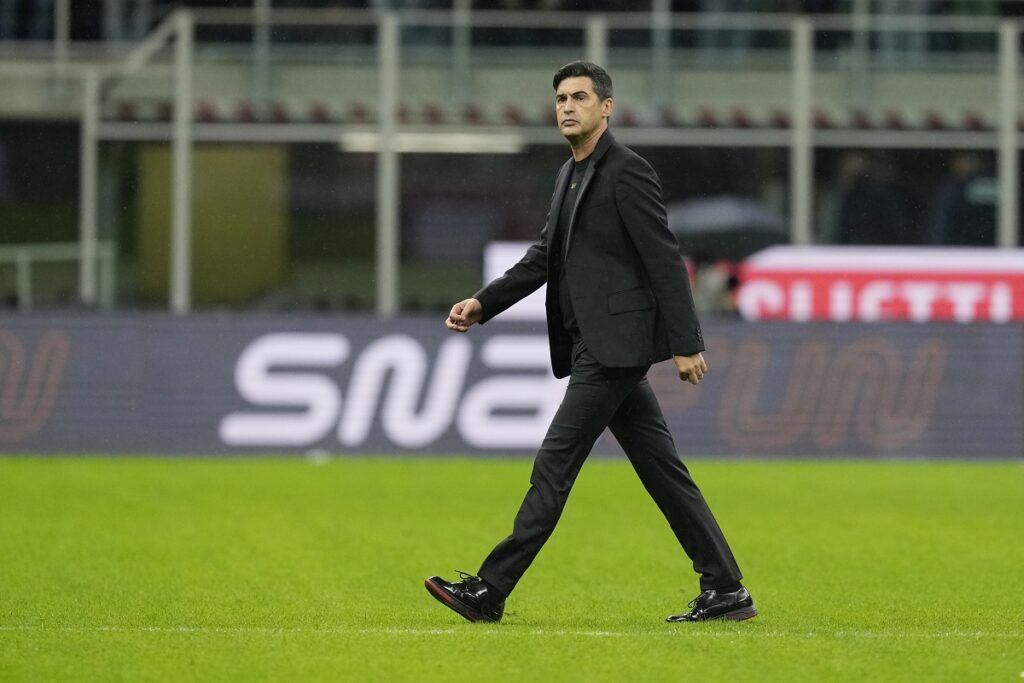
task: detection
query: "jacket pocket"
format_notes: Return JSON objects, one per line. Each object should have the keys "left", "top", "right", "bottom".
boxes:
{"left": 607, "top": 286, "right": 655, "bottom": 315}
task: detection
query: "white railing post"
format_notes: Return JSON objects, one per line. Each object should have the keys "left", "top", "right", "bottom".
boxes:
{"left": 850, "top": 0, "right": 871, "bottom": 110}
{"left": 54, "top": 0, "right": 70, "bottom": 76}
{"left": 83, "top": 9, "right": 181, "bottom": 312}
{"left": 79, "top": 70, "right": 100, "bottom": 307}
{"left": 376, "top": 11, "right": 400, "bottom": 317}
{"left": 252, "top": 0, "right": 272, "bottom": 105}
{"left": 998, "top": 20, "right": 1019, "bottom": 248}
{"left": 104, "top": 0, "right": 126, "bottom": 41}
{"left": 651, "top": 0, "right": 671, "bottom": 107}
{"left": 790, "top": 18, "right": 814, "bottom": 245}
{"left": 586, "top": 13, "right": 608, "bottom": 68}
{"left": 171, "top": 10, "right": 194, "bottom": 314}
{"left": 451, "top": 0, "right": 471, "bottom": 107}
{"left": 15, "top": 249, "right": 32, "bottom": 311}
{"left": 2, "top": 243, "right": 114, "bottom": 310}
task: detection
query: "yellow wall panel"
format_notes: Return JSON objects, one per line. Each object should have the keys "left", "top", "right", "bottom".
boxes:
{"left": 137, "top": 144, "right": 288, "bottom": 307}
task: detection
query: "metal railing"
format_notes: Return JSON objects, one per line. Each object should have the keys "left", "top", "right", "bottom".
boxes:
{"left": 3, "top": 6, "right": 1024, "bottom": 314}
{"left": 0, "top": 242, "right": 116, "bottom": 311}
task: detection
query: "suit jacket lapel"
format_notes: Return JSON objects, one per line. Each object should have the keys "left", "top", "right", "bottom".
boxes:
{"left": 564, "top": 129, "right": 616, "bottom": 262}
{"left": 548, "top": 159, "right": 573, "bottom": 248}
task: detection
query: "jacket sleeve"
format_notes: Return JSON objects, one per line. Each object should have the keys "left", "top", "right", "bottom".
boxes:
{"left": 614, "top": 154, "right": 705, "bottom": 356}
{"left": 471, "top": 215, "right": 550, "bottom": 324}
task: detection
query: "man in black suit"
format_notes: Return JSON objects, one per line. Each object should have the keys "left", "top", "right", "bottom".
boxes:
{"left": 425, "top": 61, "right": 755, "bottom": 624}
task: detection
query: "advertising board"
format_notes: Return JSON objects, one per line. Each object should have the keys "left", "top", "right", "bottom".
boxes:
{"left": 737, "top": 246, "right": 1024, "bottom": 323}
{"left": 0, "top": 315, "right": 1019, "bottom": 458}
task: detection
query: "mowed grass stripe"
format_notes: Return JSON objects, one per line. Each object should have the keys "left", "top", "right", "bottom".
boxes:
{"left": 1, "top": 457, "right": 1022, "bottom": 682}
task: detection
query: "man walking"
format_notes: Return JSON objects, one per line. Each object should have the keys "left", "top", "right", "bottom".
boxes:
{"left": 425, "top": 61, "right": 755, "bottom": 624}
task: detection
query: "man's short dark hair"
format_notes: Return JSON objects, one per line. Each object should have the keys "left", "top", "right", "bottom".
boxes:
{"left": 552, "top": 61, "right": 613, "bottom": 102}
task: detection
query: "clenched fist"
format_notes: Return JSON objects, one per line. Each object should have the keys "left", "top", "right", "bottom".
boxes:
{"left": 445, "top": 298, "right": 483, "bottom": 333}
{"left": 673, "top": 353, "right": 708, "bottom": 385}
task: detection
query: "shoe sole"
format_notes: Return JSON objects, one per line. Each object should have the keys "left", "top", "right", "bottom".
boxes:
{"left": 423, "top": 578, "right": 499, "bottom": 624}
{"left": 722, "top": 604, "right": 758, "bottom": 621}
{"left": 666, "top": 603, "right": 758, "bottom": 623}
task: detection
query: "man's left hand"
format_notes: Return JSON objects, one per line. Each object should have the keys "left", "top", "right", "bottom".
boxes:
{"left": 674, "top": 353, "right": 708, "bottom": 385}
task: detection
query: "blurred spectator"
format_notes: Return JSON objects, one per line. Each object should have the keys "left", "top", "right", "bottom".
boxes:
{"left": 0, "top": 0, "right": 1007, "bottom": 56}
{"left": 795, "top": 0, "right": 840, "bottom": 50}
{"left": 799, "top": 0, "right": 836, "bottom": 10}
{"left": 877, "top": 0, "right": 928, "bottom": 64}
{"left": 929, "top": 152, "right": 996, "bottom": 246}
{"left": 958, "top": 2, "right": 1001, "bottom": 52}
{"left": 816, "top": 151, "right": 867, "bottom": 244}
{"left": 0, "top": 0, "right": 11, "bottom": 38}
{"left": 838, "top": 152, "right": 921, "bottom": 245}
{"left": 697, "top": 0, "right": 756, "bottom": 64}
{"left": 73, "top": 2, "right": 102, "bottom": 39}
{"left": 393, "top": 0, "right": 451, "bottom": 46}
{"left": 876, "top": 1, "right": 972, "bottom": 63}
{"left": 0, "top": 0, "right": 19, "bottom": 39}
{"left": 473, "top": 0, "right": 586, "bottom": 47}
{"left": 0, "top": 142, "right": 10, "bottom": 201}
{"left": 820, "top": 151, "right": 922, "bottom": 245}
{"left": 998, "top": 0, "right": 1024, "bottom": 17}
{"left": 692, "top": 260, "right": 740, "bottom": 316}
{"left": 0, "top": 0, "right": 53, "bottom": 39}
{"left": 473, "top": 0, "right": 527, "bottom": 46}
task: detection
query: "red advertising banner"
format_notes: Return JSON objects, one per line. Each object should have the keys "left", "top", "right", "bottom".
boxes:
{"left": 737, "top": 247, "right": 1024, "bottom": 323}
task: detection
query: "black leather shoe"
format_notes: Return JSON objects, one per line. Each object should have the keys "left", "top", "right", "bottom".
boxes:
{"left": 424, "top": 571, "right": 505, "bottom": 623}
{"left": 666, "top": 587, "right": 757, "bottom": 622}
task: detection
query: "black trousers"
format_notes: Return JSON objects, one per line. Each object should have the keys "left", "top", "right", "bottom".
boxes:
{"left": 477, "top": 335, "right": 742, "bottom": 598}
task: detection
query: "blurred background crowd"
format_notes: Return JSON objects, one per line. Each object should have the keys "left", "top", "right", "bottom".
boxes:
{"left": 6, "top": 1, "right": 1024, "bottom": 41}
{"left": 1, "top": 1, "right": 1021, "bottom": 315}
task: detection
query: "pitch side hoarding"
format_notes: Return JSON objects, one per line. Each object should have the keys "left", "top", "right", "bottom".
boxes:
{"left": 736, "top": 246, "right": 1024, "bottom": 323}
{"left": 0, "top": 314, "right": 1019, "bottom": 458}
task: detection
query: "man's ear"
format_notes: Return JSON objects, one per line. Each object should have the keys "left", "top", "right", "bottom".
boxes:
{"left": 603, "top": 98, "right": 614, "bottom": 119}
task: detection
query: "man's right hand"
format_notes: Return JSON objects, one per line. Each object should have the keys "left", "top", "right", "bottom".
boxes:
{"left": 445, "top": 298, "right": 483, "bottom": 333}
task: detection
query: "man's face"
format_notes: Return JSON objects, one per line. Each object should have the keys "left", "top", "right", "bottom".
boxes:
{"left": 555, "top": 76, "right": 612, "bottom": 140}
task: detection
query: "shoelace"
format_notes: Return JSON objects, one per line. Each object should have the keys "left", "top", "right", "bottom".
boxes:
{"left": 688, "top": 590, "right": 713, "bottom": 611}
{"left": 453, "top": 571, "right": 511, "bottom": 615}
{"left": 455, "top": 570, "right": 482, "bottom": 586}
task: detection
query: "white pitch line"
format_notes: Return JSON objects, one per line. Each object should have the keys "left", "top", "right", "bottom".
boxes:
{"left": 0, "top": 625, "right": 1020, "bottom": 640}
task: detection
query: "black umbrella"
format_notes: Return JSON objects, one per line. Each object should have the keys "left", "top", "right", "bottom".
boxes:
{"left": 667, "top": 195, "right": 789, "bottom": 261}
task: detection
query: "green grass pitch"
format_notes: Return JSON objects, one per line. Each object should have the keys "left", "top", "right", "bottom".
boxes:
{"left": 1, "top": 456, "right": 1022, "bottom": 681}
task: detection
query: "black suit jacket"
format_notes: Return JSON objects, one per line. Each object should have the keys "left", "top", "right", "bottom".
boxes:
{"left": 474, "top": 129, "right": 704, "bottom": 379}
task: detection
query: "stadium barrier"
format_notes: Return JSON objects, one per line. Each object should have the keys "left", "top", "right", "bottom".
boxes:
{"left": 737, "top": 246, "right": 1024, "bottom": 323}
{"left": 0, "top": 314, "right": 1019, "bottom": 459}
